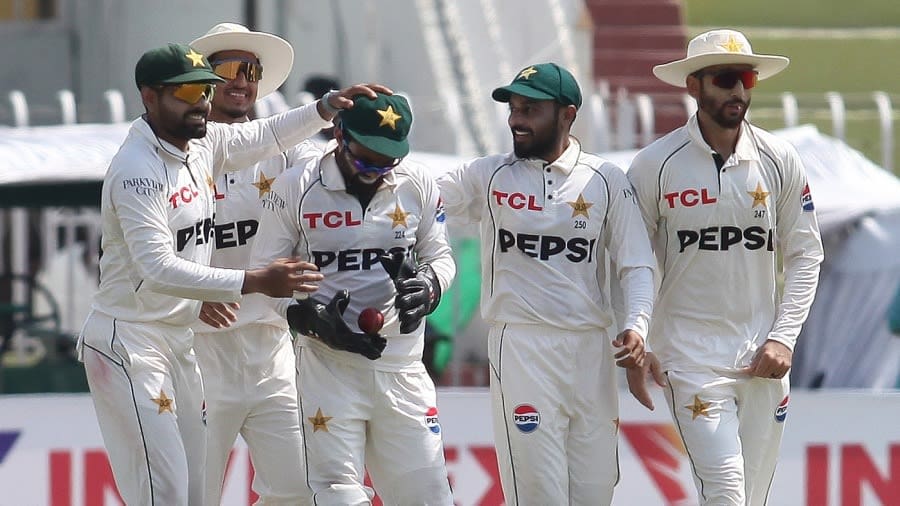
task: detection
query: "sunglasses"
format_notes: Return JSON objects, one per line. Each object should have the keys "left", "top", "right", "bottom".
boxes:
{"left": 164, "top": 83, "right": 216, "bottom": 104}
{"left": 341, "top": 136, "right": 401, "bottom": 176}
{"left": 701, "top": 69, "right": 759, "bottom": 90}
{"left": 210, "top": 59, "right": 264, "bottom": 82}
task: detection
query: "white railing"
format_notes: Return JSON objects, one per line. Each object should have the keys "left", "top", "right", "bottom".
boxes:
{"left": 3, "top": 87, "right": 898, "bottom": 172}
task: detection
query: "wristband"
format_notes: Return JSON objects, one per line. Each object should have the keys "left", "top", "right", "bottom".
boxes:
{"left": 320, "top": 90, "right": 340, "bottom": 116}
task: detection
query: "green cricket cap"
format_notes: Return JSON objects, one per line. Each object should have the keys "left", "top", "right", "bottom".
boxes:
{"left": 492, "top": 62, "right": 582, "bottom": 109}
{"left": 134, "top": 43, "right": 225, "bottom": 88}
{"left": 339, "top": 93, "right": 413, "bottom": 159}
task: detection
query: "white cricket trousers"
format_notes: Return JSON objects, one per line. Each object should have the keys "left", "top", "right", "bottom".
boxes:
{"left": 78, "top": 310, "right": 206, "bottom": 506}
{"left": 488, "top": 323, "right": 620, "bottom": 506}
{"left": 663, "top": 369, "right": 790, "bottom": 506}
{"left": 194, "top": 324, "right": 310, "bottom": 506}
{"left": 297, "top": 342, "right": 453, "bottom": 506}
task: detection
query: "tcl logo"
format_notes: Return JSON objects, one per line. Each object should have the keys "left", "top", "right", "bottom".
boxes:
{"left": 663, "top": 188, "right": 717, "bottom": 208}
{"left": 492, "top": 190, "right": 543, "bottom": 211}
{"left": 303, "top": 211, "right": 362, "bottom": 229}
{"left": 168, "top": 185, "right": 200, "bottom": 208}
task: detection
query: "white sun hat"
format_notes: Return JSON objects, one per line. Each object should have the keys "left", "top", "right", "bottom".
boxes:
{"left": 190, "top": 22, "right": 293, "bottom": 99}
{"left": 653, "top": 29, "right": 790, "bottom": 88}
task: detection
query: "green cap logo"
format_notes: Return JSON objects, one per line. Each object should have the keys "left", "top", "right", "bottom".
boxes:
{"left": 134, "top": 43, "right": 225, "bottom": 88}
{"left": 339, "top": 93, "right": 412, "bottom": 159}
{"left": 492, "top": 62, "right": 582, "bottom": 109}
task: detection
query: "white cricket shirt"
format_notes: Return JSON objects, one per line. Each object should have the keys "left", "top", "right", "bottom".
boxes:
{"left": 437, "top": 138, "right": 655, "bottom": 335}
{"left": 627, "top": 115, "right": 824, "bottom": 372}
{"left": 249, "top": 144, "right": 456, "bottom": 371}
{"left": 89, "top": 104, "right": 329, "bottom": 329}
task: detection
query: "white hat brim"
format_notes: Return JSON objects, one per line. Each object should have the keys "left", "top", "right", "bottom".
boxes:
{"left": 653, "top": 53, "right": 789, "bottom": 88}
{"left": 190, "top": 31, "right": 293, "bottom": 99}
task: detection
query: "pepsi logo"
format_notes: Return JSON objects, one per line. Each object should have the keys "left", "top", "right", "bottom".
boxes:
{"left": 425, "top": 406, "right": 441, "bottom": 434}
{"left": 801, "top": 184, "right": 815, "bottom": 212}
{"left": 513, "top": 404, "right": 540, "bottom": 433}
{"left": 774, "top": 395, "right": 789, "bottom": 423}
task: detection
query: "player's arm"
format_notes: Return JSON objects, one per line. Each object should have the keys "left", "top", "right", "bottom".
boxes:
{"left": 603, "top": 165, "right": 656, "bottom": 366}
{"left": 207, "top": 84, "right": 391, "bottom": 178}
{"left": 435, "top": 158, "right": 487, "bottom": 225}
{"left": 247, "top": 166, "right": 313, "bottom": 314}
{"left": 413, "top": 167, "right": 456, "bottom": 292}
{"left": 205, "top": 101, "right": 329, "bottom": 179}
{"left": 110, "top": 163, "right": 243, "bottom": 302}
{"left": 626, "top": 150, "right": 663, "bottom": 240}
{"left": 767, "top": 144, "right": 825, "bottom": 350}
{"left": 380, "top": 168, "right": 456, "bottom": 334}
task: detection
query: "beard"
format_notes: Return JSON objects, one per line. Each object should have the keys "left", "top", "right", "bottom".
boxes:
{"left": 512, "top": 119, "right": 563, "bottom": 159}
{"left": 160, "top": 108, "right": 208, "bottom": 140}
{"left": 171, "top": 121, "right": 207, "bottom": 140}
{"left": 699, "top": 87, "right": 750, "bottom": 129}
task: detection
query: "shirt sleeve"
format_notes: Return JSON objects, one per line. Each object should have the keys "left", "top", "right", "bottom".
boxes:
{"left": 245, "top": 167, "right": 307, "bottom": 316}
{"left": 436, "top": 160, "right": 484, "bottom": 225}
{"left": 412, "top": 167, "right": 456, "bottom": 292}
{"left": 603, "top": 164, "right": 656, "bottom": 337}
{"left": 768, "top": 144, "right": 825, "bottom": 350}
{"left": 206, "top": 102, "right": 331, "bottom": 179}
{"left": 109, "top": 164, "right": 244, "bottom": 302}
{"left": 249, "top": 168, "right": 305, "bottom": 269}
{"left": 626, "top": 150, "right": 662, "bottom": 238}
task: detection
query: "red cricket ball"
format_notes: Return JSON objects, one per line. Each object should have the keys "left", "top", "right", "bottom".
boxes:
{"left": 358, "top": 307, "right": 385, "bottom": 334}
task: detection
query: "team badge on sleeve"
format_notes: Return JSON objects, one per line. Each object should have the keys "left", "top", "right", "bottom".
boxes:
{"left": 435, "top": 196, "right": 446, "bottom": 223}
{"left": 801, "top": 184, "right": 815, "bottom": 212}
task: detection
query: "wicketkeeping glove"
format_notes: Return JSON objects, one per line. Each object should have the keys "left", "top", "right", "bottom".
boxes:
{"left": 380, "top": 251, "right": 442, "bottom": 334}
{"left": 286, "top": 290, "right": 387, "bottom": 360}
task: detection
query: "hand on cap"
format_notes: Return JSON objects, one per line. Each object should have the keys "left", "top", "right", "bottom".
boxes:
{"left": 317, "top": 83, "right": 395, "bottom": 120}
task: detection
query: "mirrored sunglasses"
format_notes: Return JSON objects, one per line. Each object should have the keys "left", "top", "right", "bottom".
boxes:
{"left": 210, "top": 60, "right": 263, "bottom": 82}
{"left": 706, "top": 69, "right": 759, "bottom": 90}
{"left": 169, "top": 83, "right": 216, "bottom": 104}
{"left": 342, "top": 136, "right": 401, "bottom": 176}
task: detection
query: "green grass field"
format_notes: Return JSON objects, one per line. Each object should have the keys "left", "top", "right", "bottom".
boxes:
{"left": 684, "top": 0, "right": 900, "bottom": 28}
{"left": 684, "top": 0, "right": 900, "bottom": 172}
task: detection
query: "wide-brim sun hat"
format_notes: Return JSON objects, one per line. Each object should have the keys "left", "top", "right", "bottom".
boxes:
{"left": 190, "top": 22, "right": 293, "bottom": 98}
{"left": 653, "top": 29, "right": 789, "bottom": 88}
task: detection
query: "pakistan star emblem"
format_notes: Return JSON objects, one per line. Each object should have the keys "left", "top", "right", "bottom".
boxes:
{"left": 518, "top": 66, "right": 538, "bottom": 80}
{"left": 718, "top": 35, "right": 744, "bottom": 53}
{"left": 308, "top": 408, "right": 333, "bottom": 432}
{"left": 252, "top": 171, "right": 276, "bottom": 198}
{"left": 152, "top": 390, "right": 174, "bottom": 414}
{"left": 685, "top": 395, "right": 711, "bottom": 420}
{"left": 747, "top": 182, "right": 770, "bottom": 208}
{"left": 567, "top": 193, "right": 593, "bottom": 218}
{"left": 185, "top": 49, "right": 206, "bottom": 67}
{"left": 377, "top": 105, "right": 402, "bottom": 130}
{"left": 388, "top": 204, "right": 410, "bottom": 228}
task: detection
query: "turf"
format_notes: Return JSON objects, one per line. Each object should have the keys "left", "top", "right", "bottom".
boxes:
{"left": 684, "top": 0, "right": 900, "bottom": 28}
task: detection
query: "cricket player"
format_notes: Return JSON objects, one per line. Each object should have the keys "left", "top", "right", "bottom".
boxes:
{"left": 437, "top": 63, "right": 656, "bottom": 505}
{"left": 249, "top": 92, "right": 456, "bottom": 505}
{"left": 627, "top": 29, "right": 824, "bottom": 505}
{"left": 188, "top": 23, "right": 314, "bottom": 505}
{"left": 76, "top": 42, "right": 384, "bottom": 505}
